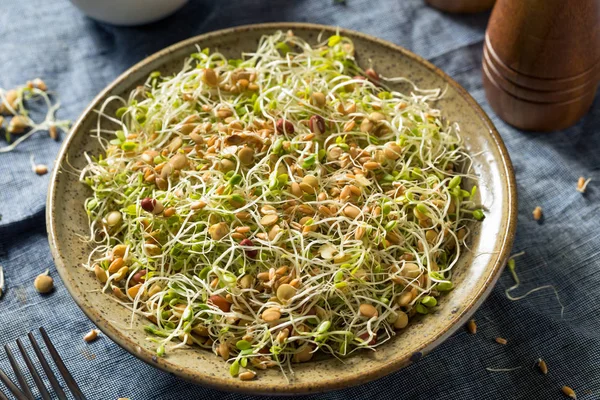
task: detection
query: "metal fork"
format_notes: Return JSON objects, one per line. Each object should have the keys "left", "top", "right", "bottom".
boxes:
{"left": 0, "top": 327, "right": 86, "bottom": 400}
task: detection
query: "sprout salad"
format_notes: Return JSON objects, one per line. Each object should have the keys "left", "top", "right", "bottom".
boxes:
{"left": 81, "top": 30, "right": 483, "bottom": 379}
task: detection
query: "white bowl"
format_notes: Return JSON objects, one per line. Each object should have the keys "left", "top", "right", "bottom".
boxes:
{"left": 69, "top": 0, "right": 189, "bottom": 26}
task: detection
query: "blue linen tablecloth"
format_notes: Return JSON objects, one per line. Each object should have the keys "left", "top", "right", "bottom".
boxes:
{"left": 1, "top": 0, "right": 599, "bottom": 399}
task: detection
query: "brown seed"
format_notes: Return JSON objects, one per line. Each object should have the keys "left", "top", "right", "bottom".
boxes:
{"left": 298, "top": 205, "right": 314, "bottom": 215}
{"left": 132, "top": 269, "right": 147, "bottom": 284}
{"left": 178, "top": 123, "right": 196, "bottom": 135}
{"left": 208, "top": 222, "right": 228, "bottom": 240}
{"left": 202, "top": 68, "right": 218, "bottom": 86}
{"left": 365, "top": 68, "right": 379, "bottom": 81}
{"left": 8, "top": 115, "right": 29, "bottom": 134}
{"left": 363, "top": 161, "right": 381, "bottom": 170}
{"left": 495, "top": 337, "right": 507, "bottom": 345}
{"left": 311, "top": 92, "right": 326, "bottom": 107}
{"left": 239, "top": 371, "right": 257, "bottom": 381}
{"left": 290, "top": 182, "right": 303, "bottom": 197}
{"left": 413, "top": 207, "right": 428, "bottom": 221}
{"left": 167, "top": 136, "right": 183, "bottom": 153}
{"left": 275, "top": 266, "right": 289, "bottom": 276}
{"left": 216, "top": 108, "right": 233, "bottom": 119}
{"left": 127, "top": 283, "right": 144, "bottom": 298}
{"left": 94, "top": 264, "right": 108, "bottom": 283}
{"left": 83, "top": 329, "right": 99, "bottom": 343}
{"left": 108, "top": 257, "right": 125, "bottom": 274}
{"left": 238, "top": 146, "right": 254, "bottom": 165}
{"left": 111, "top": 287, "right": 127, "bottom": 301}
{"left": 401, "top": 263, "right": 420, "bottom": 278}
{"left": 397, "top": 291, "right": 413, "bottom": 306}
{"left": 163, "top": 207, "right": 176, "bottom": 218}
{"left": 220, "top": 158, "right": 236, "bottom": 172}
{"left": 218, "top": 341, "right": 229, "bottom": 360}
{"left": 256, "top": 232, "right": 268, "bottom": 240}
{"left": 467, "top": 319, "right": 477, "bottom": 334}
{"left": 537, "top": 359, "right": 548, "bottom": 375}
{"left": 354, "top": 226, "right": 366, "bottom": 240}
{"left": 342, "top": 204, "right": 361, "bottom": 219}
{"left": 533, "top": 206, "right": 543, "bottom": 221}
{"left": 562, "top": 386, "right": 576, "bottom": 399}
{"left": 276, "top": 283, "right": 296, "bottom": 303}
{"left": 235, "top": 211, "right": 251, "bottom": 221}
{"left": 262, "top": 307, "right": 281, "bottom": 322}
{"left": 239, "top": 274, "right": 254, "bottom": 289}
{"left": 276, "top": 118, "right": 294, "bottom": 134}
{"left": 359, "top": 303, "right": 378, "bottom": 318}
{"left": 260, "top": 214, "right": 279, "bottom": 226}
{"left": 237, "top": 79, "right": 249, "bottom": 91}
{"left": 112, "top": 244, "right": 127, "bottom": 258}
{"left": 340, "top": 186, "right": 352, "bottom": 201}
{"left": 576, "top": 176, "right": 590, "bottom": 193}
{"left": 343, "top": 120, "right": 356, "bottom": 132}
{"left": 268, "top": 225, "right": 281, "bottom": 241}
{"left": 169, "top": 153, "right": 187, "bottom": 170}
{"left": 425, "top": 230, "right": 437, "bottom": 243}
{"left": 384, "top": 142, "right": 402, "bottom": 160}
{"left": 318, "top": 205, "right": 332, "bottom": 217}
{"left": 49, "top": 125, "right": 58, "bottom": 140}
{"left": 327, "top": 146, "right": 343, "bottom": 161}
{"left": 369, "top": 111, "right": 386, "bottom": 122}
{"left": 257, "top": 272, "right": 270, "bottom": 281}
{"left": 345, "top": 103, "right": 357, "bottom": 114}
{"left": 141, "top": 198, "right": 163, "bottom": 214}
{"left": 208, "top": 295, "right": 231, "bottom": 312}
{"left": 276, "top": 328, "right": 290, "bottom": 344}
{"left": 33, "top": 164, "right": 48, "bottom": 175}
{"left": 360, "top": 118, "right": 374, "bottom": 133}
{"left": 112, "top": 266, "right": 129, "bottom": 282}
{"left": 302, "top": 175, "right": 318, "bottom": 188}
{"left": 393, "top": 311, "right": 409, "bottom": 329}
{"left": 298, "top": 182, "right": 314, "bottom": 194}
{"left": 190, "top": 200, "right": 207, "bottom": 210}
{"left": 0, "top": 89, "right": 18, "bottom": 114}
{"left": 230, "top": 232, "right": 245, "bottom": 241}
{"left": 309, "top": 115, "right": 325, "bottom": 134}
{"left": 293, "top": 345, "right": 314, "bottom": 363}
{"left": 30, "top": 78, "right": 48, "bottom": 91}
{"left": 236, "top": 226, "right": 251, "bottom": 234}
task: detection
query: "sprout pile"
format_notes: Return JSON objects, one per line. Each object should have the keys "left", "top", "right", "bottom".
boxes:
{"left": 81, "top": 30, "right": 484, "bottom": 380}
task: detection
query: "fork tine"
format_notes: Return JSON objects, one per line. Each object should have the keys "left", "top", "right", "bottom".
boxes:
{"left": 4, "top": 345, "right": 34, "bottom": 400}
{"left": 27, "top": 332, "right": 68, "bottom": 400}
{"left": 0, "top": 367, "right": 29, "bottom": 400}
{"left": 16, "top": 338, "right": 52, "bottom": 400}
{"left": 39, "top": 328, "right": 87, "bottom": 400}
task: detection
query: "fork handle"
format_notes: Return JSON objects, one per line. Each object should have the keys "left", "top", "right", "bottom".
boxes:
{"left": 0, "top": 368, "right": 29, "bottom": 400}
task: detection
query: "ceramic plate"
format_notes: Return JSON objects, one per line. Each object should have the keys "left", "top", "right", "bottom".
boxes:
{"left": 47, "top": 23, "right": 517, "bottom": 395}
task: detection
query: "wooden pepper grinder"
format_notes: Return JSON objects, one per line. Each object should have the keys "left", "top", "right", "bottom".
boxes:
{"left": 483, "top": 0, "right": 600, "bottom": 131}
{"left": 425, "top": 0, "right": 495, "bottom": 14}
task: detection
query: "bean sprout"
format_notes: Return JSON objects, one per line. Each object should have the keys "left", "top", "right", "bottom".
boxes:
{"left": 81, "top": 31, "right": 483, "bottom": 378}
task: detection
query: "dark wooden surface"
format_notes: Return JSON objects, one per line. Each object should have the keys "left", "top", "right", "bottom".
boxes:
{"left": 483, "top": 0, "right": 600, "bottom": 131}
{"left": 425, "top": 0, "right": 495, "bottom": 13}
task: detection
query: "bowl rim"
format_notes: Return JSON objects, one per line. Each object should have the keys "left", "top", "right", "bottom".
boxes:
{"left": 46, "top": 22, "right": 517, "bottom": 395}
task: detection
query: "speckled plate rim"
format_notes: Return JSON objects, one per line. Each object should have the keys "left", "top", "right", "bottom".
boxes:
{"left": 47, "top": 22, "right": 517, "bottom": 395}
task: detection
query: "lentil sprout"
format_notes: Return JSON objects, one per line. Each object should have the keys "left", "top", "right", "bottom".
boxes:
{"left": 80, "top": 30, "right": 483, "bottom": 377}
